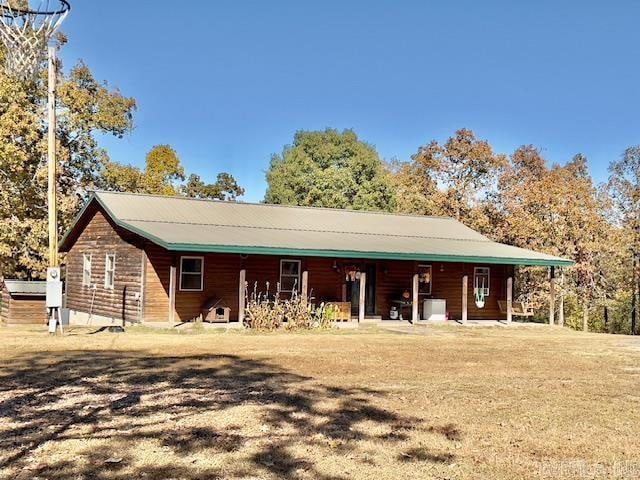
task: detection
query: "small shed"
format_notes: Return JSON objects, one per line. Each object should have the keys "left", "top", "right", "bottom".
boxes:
{"left": 1, "top": 280, "right": 47, "bottom": 325}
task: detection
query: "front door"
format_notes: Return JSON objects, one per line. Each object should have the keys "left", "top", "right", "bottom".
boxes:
{"left": 348, "top": 264, "right": 376, "bottom": 316}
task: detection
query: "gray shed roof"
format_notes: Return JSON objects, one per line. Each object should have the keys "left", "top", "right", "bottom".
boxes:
{"left": 60, "top": 192, "right": 573, "bottom": 266}
{"left": 3, "top": 280, "right": 46, "bottom": 296}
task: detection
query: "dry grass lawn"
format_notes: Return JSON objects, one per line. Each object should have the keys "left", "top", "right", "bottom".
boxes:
{"left": 0, "top": 324, "right": 639, "bottom": 480}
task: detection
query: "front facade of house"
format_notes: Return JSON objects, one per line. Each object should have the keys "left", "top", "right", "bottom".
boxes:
{"left": 60, "top": 192, "right": 571, "bottom": 326}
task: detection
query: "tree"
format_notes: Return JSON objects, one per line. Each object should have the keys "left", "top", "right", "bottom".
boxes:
{"left": 264, "top": 128, "right": 396, "bottom": 211}
{"left": 0, "top": 55, "right": 136, "bottom": 279}
{"left": 412, "top": 128, "right": 505, "bottom": 223}
{"left": 182, "top": 173, "right": 244, "bottom": 201}
{"left": 392, "top": 129, "right": 505, "bottom": 232}
{"left": 391, "top": 129, "right": 630, "bottom": 333}
{"left": 608, "top": 147, "right": 640, "bottom": 335}
{"left": 388, "top": 158, "right": 444, "bottom": 216}
{"left": 102, "top": 145, "right": 244, "bottom": 201}
{"left": 102, "top": 145, "right": 184, "bottom": 195}
{"left": 492, "top": 148, "right": 614, "bottom": 330}
{"left": 141, "top": 145, "right": 185, "bottom": 195}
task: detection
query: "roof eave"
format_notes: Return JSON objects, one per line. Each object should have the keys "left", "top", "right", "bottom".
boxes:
{"left": 159, "top": 241, "right": 575, "bottom": 267}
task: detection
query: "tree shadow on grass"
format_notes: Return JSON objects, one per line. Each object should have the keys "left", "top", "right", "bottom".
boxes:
{"left": 0, "top": 349, "right": 458, "bottom": 479}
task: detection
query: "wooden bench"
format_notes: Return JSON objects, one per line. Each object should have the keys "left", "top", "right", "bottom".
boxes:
{"left": 498, "top": 300, "right": 534, "bottom": 317}
{"left": 326, "top": 302, "right": 352, "bottom": 322}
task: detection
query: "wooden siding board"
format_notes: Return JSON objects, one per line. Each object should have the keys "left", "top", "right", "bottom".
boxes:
{"left": 144, "top": 248, "right": 243, "bottom": 323}
{"left": 0, "top": 287, "right": 9, "bottom": 324}
{"left": 65, "top": 206, "right": 143, "bottom": 322}
{"left": 6, "top": 295, "right": 47, "bottom": 324}
{"left": 142, "top": 243, "right": 172, "bottom": 322}
{"left": 1, "top": 285, "right": 46, "bottom": 325}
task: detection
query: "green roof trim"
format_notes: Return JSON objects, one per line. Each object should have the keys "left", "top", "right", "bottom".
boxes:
{"left": 159, "top": 243, "right": 575, "bottom": 266}
{"left": 60, "top": 192, "right": 575, "bottom": 268}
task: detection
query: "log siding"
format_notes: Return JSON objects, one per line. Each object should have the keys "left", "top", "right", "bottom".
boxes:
{"left": 65, "top": 206, "right": 144, "bottom": 322}
{"left": 142, "top": 248, "right": 511, "bottom": 322}
{"left": 1, "top": 285, "right": 46, "bottom": 325}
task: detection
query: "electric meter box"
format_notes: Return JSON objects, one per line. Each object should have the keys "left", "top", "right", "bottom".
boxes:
{"left": 46, "top": 267, "right": 63, "bottom": 308}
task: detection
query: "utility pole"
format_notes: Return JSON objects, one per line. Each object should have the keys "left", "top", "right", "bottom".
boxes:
{"left": 632, "top": 253, "right": 637, "bottom": 336}
{"left": 0, "top": 2, "right": 70, "bottom": 333}
{"left": 48, "top": 45, "right": 58, "bottom": 269}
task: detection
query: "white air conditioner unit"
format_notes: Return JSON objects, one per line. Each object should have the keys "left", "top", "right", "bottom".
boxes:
{"left": 423, "top": 299, "right": 446, "bottom": 321}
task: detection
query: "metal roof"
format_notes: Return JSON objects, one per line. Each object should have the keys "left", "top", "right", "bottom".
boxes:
{"left": 3, "top": 280, "right": 46, "bottom": 296}
{"left": 60, "top": 192, "right": 573, "bottom": 267}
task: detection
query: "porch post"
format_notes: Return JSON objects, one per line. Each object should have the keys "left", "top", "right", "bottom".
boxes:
{"left": 462, "top": 275, "right": 468, "bottom": 324}
{"left": 506, "top": 277, "right": 513, "bottom": 324}
{"left": 238, "top": 269, "right": 246, "bottom": 323}
{"left": 168, "top": 265, "right": 177, "bottom": 326}
{"left": 558, "top": 268, "right": 565, "bottom": 326}
{"left": 412, "top": 273, "right": 419, "bottom": 323}
{"left": 301, "top": 270, "right": 309, "bottom": 305}
{"left": 549, "top": 266, "right": 556, "bottom": 326}
{"left": 358, "top": 272, "right": 366, "bottom": 323}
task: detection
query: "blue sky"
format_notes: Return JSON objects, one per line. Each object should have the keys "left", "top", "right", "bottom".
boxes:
{"left": 61, "top": 0, "right": 640, "bottom": 202}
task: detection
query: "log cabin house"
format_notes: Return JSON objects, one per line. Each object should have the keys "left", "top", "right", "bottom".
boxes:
{"left": 59, "top": 192, "right": 572, "bottom": 326}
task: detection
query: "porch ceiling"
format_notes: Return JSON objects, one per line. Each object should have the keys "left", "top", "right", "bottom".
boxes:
{"left": 60, "top": 192, "right": 573, "bottom": 267}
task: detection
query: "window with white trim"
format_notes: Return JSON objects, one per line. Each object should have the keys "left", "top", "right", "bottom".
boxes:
{"left": 104, "top": 254, "right": 116, "bottom": 289}
{"left": 474, "top": 267, "right": 490, "bottom": 296}
{"left": 180, "top": 256, "right": 204, "bottom": 291}
{"left": 279, "top": 259, "right": 301, "bottom": 293}
{"left": 82, "top": 253, "right": 92, "bottom": 287}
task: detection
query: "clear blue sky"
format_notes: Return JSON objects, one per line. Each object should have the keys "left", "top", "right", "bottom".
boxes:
{"left": 61, "top": 0, "right": 640, "bottom": 202}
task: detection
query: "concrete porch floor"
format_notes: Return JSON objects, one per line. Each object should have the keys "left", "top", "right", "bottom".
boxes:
{"left": 337, "top": 319, "right": 548, "bottom": 329}
{"left": 141, "top": 319, "right": 548, "bottom": 331}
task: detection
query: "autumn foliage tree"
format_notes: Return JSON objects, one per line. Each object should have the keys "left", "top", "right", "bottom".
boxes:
{"left": 102, "top": 145, "right": 244, "bottom": 201}
{"left": 101, "top": 145, "right": 184, "bottom": 195}
{"left": 0, "top": 55, "right": 136, "bottom": 279}
{"left": 390, "top": 130, "right": 628, "bottom": 333}
{"left": 491, "top": 149, "right": 614, "bottom": 330}
{"left": 394, "top": 129, "right": 505, "bottom": 231}
{"left": 608, "top": 147, "right": 640, "bottom": 335}
{"left": 0, "top": 41, "right": 242, "bottom": 279}
{"left": 182, "top": 172, "right": 244, "bottom": 201}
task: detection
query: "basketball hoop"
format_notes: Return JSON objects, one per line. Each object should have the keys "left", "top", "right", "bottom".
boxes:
{"left": 0, "top": 0, "right": 70, "bottom": 79}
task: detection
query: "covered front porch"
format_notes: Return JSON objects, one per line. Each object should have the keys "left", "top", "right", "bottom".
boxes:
{"left": 241, "top": 258, "right": 558, "bottom": 325}
{"left": 163, "top": 252, "right": 563, "bottom": 326}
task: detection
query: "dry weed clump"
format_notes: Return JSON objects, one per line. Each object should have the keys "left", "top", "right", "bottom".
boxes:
{"left": 243, "top": 281, "right": 335, "bottom": 331}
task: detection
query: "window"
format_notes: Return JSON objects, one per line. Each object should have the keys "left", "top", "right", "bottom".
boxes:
{"left": 418, "top": 264, "right": 432, "bottom": 295}
{"left": 279, "top": 259, "right": 301, "bottom": 293}
{"left": 82, "top": 253, "right": 92, "bottom": 287}
{"left": 180, "top": 256, "right": 204, "bottom": 291}
{"left": 474, "top": 267, "right": 490, "bottom": 296}
{"left": 104, "top": 254, "right": 115, "bottom": 289}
